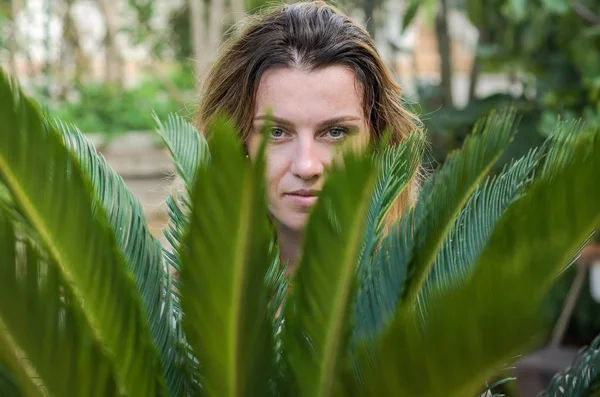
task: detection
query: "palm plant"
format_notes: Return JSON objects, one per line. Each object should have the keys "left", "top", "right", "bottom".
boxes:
{"left": 0, "top": 67, "right": 599, "bottom": 397}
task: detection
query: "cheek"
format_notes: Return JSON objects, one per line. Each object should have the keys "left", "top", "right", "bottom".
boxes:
{"left": 264, "top": 147, "right": 290, "bottom": 194}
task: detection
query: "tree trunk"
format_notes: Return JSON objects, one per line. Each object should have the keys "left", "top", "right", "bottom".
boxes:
{"left": 57, "top": 0, "right": 86, "bottom": 97}
{"left": 43, "top": 0, "right": 52, "bottom": 98}
{"left": 435, "top": 0, "right": 453, "bottom": 107}
{"left": 97, "top": 0, "right": 122, "bottom": 85}
{"left": 364, "top": 0, "right": 376, "bottom": 38}
{"left": 467, "top": 36, "right": 480, "bottom": 104}
{"left": 189, "top": 0, "right": 207, "bottom": 82}
{"left": 208, "top": 0, "right": 224, "bottom": 54}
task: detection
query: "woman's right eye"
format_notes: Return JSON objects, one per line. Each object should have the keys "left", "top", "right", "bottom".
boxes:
{"left": 270, "top": 127, "right": 287, "bottom": 140}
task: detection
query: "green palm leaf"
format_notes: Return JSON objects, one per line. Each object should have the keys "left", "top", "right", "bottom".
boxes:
{"left": 399, "top": 108, "right": 517, "bottom": 309}
{"left": 353, "top": 209, "right": 415, "bottom": 341}
{"left": 416, "top": 146, "right": 543, "bottom": 318}
{"left": 0, "top": 359, "right": 24, "bottom": 397}
{"left": 354, "top": 109, "right": 517, "bottom": 341}
{"left": 538, "top": 120, "right": 586, "bottom": 181}
{"left": 0, "top": 207, "right": 121, "bottom": 397}
{"left": 0, "top": 322, "right": 41, "bottom": 397}
{"left": 154, "top": 113, "right": 209, "bottom": 277}
{"left": 180, "top": 118, "right": 275, "bottom": 397}
{"left": 49, "top": 118, "right": 193, "bottom": 396}
{"left": 416, "top": 120, "right": 586, "bottom": 320}
{"left": 361, "top": 128, "right": 600, "bottom": 397}
{"left": 283, "top": 149, "right": 377, "bottom": 397}
{"left": 154, "top": 113, "right": 210, "bottom": 189}
{"left": 0, "top": 70, "right": 166, "bottom": 396}
{"left": 357, "top": 133, "right": 424, "bottom": 277}
{"left": 540, "top": 335, "right": 600, "bottom": 397}
{"left": 163, "top": 194, "right": 189, "bottom": 276}
{"left": 352, "top": 134, "right": 424, "bottom": 342}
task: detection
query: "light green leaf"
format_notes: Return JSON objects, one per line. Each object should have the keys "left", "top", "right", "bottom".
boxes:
{"left": 504, "top": 0, "right": 528, "bottom": 21}
{"left": 541, "top": 0, "right": 569, "bottom": 14}
{"left": 0, "top": 69, "right": 166, "bottom": 396}
{"left": 284, "top": 149, "right": 378, "bottom": 397}
{"left": 180, "top": 117, "right": 274, "bottom": 397}
{"left": 50, "top": 118, "right": 194, "bottom": 396}
{"left": 0, "top": 207, "right": 121, "bottom": 397}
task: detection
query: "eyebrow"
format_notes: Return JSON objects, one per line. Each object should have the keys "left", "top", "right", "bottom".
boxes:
{"left": 253, "top": 115, "right": 362, "bottom": 128}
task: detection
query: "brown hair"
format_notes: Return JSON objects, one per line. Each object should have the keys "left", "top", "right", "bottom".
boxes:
{"left": 195, "top": 0, "right": 422, "bottom": 225}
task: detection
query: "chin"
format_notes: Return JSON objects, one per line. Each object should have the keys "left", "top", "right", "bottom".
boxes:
{"left": 279, "top": 213, "right": 309, "bottom": 233}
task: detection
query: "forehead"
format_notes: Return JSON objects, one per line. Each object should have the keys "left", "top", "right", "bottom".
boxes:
{"left": 254, "top": 65, "right": 364, "bottom": 121}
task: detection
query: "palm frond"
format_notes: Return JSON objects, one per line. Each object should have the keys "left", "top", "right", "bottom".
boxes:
{"left": 416, "top": 119, "right": 587, "bottom": 321}
{"left": 155, "top": 114, "right": 209, "bottom": 282}
{"left": 538, "top": 120, "right": 586, "bottom": 182}
{"left": 283, "top": 149, "right": 377, "bottom": 397}
{"left": 0, "top": 207, "right": 121, "bottom": 397}
{"left": 357, "top": 132, "right": 424, "bottom": 277}
{"left": 354, "top": 109, "right": 517, "bottom": 342}
{"left": 49, "top": 118, "right": 194, "bottom": 396}
{"left": 180, "top": 117, "right": 275, "bottom": 397}
{"left": 154, "top": 113, "right": 210, "bottom": 189}
{"left": 540, "top": 335, "right": 600, "bottom": 397}
{"left": 416, "top": 146, "right": 543, "bottom": 318}
{"left": 265, "top": 238, "right": 290, "bottom": 397}
{"left": 0, "top": 69, "right": 166, "bottom": 396}
{"left": 353, "top": 207, "right": 415, "bottom": 341}
{"left": 399, "top": 108, "right": 518, "bottom": 309}
{"left": 360, "top": 127, "right": 600, "bottom": 397}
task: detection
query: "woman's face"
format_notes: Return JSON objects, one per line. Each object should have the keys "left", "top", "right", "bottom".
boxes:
{"left": 247, "top": 65, "right": 370, "bottom": 233}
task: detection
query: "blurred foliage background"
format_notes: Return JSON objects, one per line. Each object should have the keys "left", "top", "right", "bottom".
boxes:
{"left": 1, "top": 0, "right": 599, "bottom": 389}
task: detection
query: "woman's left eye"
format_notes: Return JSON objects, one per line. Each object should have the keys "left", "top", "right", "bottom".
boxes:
{"left": 326, "top": 127, "right": 348, "bottom": 140}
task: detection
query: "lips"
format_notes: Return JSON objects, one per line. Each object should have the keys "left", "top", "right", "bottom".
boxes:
{"left": 285, "top": 189, "right": 319, "bottom": 207}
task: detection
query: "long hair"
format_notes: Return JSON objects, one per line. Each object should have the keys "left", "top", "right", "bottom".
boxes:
{"left": 195, "top": 0, "right": 423, "bottom": 225}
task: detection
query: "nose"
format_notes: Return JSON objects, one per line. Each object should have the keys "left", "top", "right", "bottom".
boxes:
{"left": 290, "top": 136, "right": 325, "bottom": 180}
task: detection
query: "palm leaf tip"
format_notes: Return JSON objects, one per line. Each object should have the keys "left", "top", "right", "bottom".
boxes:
{"left": 356, "top": 108, "right": 518, "bottom": 341}
{"left": 0, "top": 207, "right": 122, "bottom": 397}
{"left": 541, "top": 335, "right": 600, "bottom": 397}
{"left": 48, "top": 118, "right": 191, "bottom": 395}
{"left": 154, "top": 112, "right": 209, "bottom": 189}
{"left": 284, "top": 149, "right": 378, "bottom": 397}
{"left": 0, "top": 68, "right": 167, "bottom": 397}
{"left": 180, "top": 116, "right": 275, "bottom": 397}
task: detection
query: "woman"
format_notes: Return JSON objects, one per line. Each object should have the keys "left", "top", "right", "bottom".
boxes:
{"left": 195, "top": 1, "right": 422, "bottom": 273}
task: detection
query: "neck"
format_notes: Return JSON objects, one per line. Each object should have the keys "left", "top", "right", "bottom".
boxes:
{"left": 275, "top": 223, "right": 303, "bottom": 277}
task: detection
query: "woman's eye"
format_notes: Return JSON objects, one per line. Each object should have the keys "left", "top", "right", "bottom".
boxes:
{"left": 326, "top": 127, "right": 348, "bottom": 140}
{"left": 270, "top": 127, "right": 286, "bottom": 140}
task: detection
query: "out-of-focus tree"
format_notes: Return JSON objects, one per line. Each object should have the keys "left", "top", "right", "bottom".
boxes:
{"left": 97, "top": 0, "right": 123, "bottom": 85}
{"left": 56, "top": 0, "right": 87, "bottom": 98}
{"left": 168, "top": 0, "right": 259, "bottom": 83}
{"left": 403, "top": 0, "right": 600, "bottom": 164}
